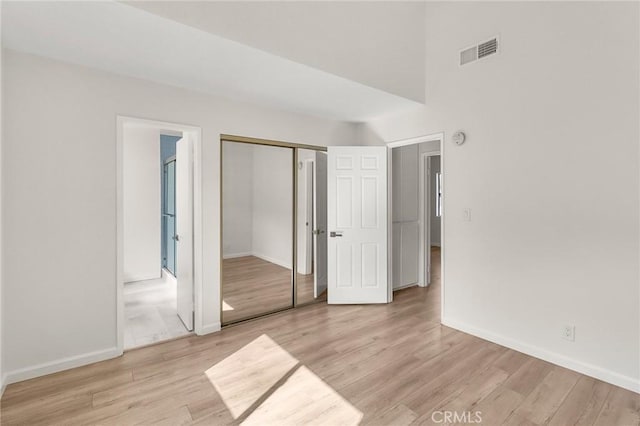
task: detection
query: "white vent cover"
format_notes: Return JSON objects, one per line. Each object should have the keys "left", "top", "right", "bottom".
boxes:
{"left": 460, "top": 36, "right": 499, "bottom": 66}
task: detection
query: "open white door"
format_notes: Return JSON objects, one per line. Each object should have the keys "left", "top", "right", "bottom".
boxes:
{"left": 176, "top": 136, "right": 194, "bottom": 331}
{"left": 314, "top": 151, "right": 328, "bottom": 298}
{"left": 327, "top": 146, "right": 388, "bottom": 304}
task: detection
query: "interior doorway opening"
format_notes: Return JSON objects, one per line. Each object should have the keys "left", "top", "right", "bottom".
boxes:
{"left": 117, "top": 117, "right": 201, "bottom": 351}
{"left": 388, "top": 135, "right": 444, "bottom": 315}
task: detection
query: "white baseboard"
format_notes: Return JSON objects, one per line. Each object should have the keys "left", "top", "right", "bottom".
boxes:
{"left": 393, "top": 282, "right": 419, "bottom": 291}
{"left": 199, "top": 322, "right": 221, "bottom": 336}
{"left": 442, "top": 316, "right": 640, "bottom": 394}
{"left": 162, "top": 269, "right": 177, "bottom": 286}
{"left": 223, "top": 251, "right": 292, "bottom": 269}
{"left": 253, "top": 252, "right": 292, "bottom": 270}
{"left": 222, "top": 252, "right": 252, "bottom": 260}
{"left": 4, "top": 347, "right": 120, "bottom": 386}
{"left": 124, "top": 273, "right": 162, "bottom": 284}
{"left": 431, "top": 243, "right": 441, "bottom": 247}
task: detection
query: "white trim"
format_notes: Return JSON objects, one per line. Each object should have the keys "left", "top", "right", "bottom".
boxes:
{"left": 222, "top": 251, "right": 293, "bottom": 269}
{"left": 393, "top": 282, "right": 419, "bottom": 292}
{"left": 386, "top": 147, "right": 393, "bottom": 303}
{"left": 222, "top": 252, "right": 253, "bottom": 260}
{"left": 3, "top": 347, "right": 120, "bottom": 386}
{"left": 387, "top": 133, "right": 444, "bottom": 149}
{"left": 116, "top": 115, "right": 204, "bottom": 353}
{"left": 386, "top": 132, "right": 444, "bottom": 315}
{"left": 123, "top": 273, "right": 162, "bottom": 284}
{"left": 442, "top": 316, "right": 640, "bottom": 394}
{"left": 420, "top": 151, "right": 441, "bottom": 288}
{"left": 301, "top": 159, "right": 314, "bottom": 275}
{"left": 199, "top": 322, "right": 222, "bottom": 336}
{"left": 253, "top": 252, "right": 292, "bottom": 270}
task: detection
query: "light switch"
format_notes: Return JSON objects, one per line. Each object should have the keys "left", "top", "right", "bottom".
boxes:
{"left": 463, "top": 208, "right": 471, "bottom": 222}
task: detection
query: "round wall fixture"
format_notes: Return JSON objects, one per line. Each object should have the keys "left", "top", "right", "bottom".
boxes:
{"left": 452, "top": 131, "right": 466, "bottom": 146}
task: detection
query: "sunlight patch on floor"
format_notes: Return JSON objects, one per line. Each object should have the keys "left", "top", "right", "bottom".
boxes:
{"left": 241, "top": 365, "right": 363, "bottom": 426}
{"left": 222, "top": 300, "right": 234, "bottom": 311}
{"left": 205, "top": 334, "right": 362, "bottom": 424}
{"left": 205, "top": 334, "right": 298, "bottom": 418}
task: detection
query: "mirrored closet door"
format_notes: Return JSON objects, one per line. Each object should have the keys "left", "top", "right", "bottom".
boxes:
{"left": 222, "top": 141, "right": 294, "bottom": 324}
{"left": 221, "top": 138, "right": 328, "bottom": 325}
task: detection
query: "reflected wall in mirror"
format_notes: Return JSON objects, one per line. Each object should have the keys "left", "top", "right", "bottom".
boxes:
{"left": 296, "top": 150, "right": 328, "bottom": 305}
{"left": 222, "top": 142, "right": 294, "bottom": 324}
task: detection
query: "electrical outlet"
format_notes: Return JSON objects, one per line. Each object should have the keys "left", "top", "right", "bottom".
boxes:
{"left": 463, "top": 208, "right": 471, "bottom": 222}
{"left": 562, "top": 325, "right": 575, "bottom": 342}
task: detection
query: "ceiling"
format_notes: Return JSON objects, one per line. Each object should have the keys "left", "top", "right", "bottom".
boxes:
{"left": 125, "top": 1, "right": 427, "bottom": 103}
{"left": 1, "top": 1, "right": 424, "bottom": 122}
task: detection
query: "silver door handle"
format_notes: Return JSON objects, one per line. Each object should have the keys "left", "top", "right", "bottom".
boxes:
{"left": 330, "top": 231, "right": 343, "bottom": 238}
{"left": 313, "top": 229, "right": 325, "bottom": 235}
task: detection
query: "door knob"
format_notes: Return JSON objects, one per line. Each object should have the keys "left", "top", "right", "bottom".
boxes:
{"left": 330, "top": 231, "right": 343, "bottom": 238}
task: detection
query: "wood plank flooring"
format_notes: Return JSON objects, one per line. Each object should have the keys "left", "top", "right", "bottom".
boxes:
{"left": 222, "top": 256, "right": 323, "bottom": 324}
{"left": 2, "top": 247, "right": 638, "bottom": 425}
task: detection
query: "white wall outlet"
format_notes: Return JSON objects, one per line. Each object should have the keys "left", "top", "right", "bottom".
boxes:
{"left": 463, "top": 208, "right": 471, "bottom": 221}
{"left": 562, "top": 325, "right": 575, "bottom": 341}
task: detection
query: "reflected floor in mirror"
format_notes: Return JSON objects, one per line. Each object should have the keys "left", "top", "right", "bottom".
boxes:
{"left": 222, "top": 256, "right": 325, "bottom": 324}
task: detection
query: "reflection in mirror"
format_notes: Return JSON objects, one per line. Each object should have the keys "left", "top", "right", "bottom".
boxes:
{"left": 222, "top": 142, "right": 293, "bottom": 324}
{"left": 296, "top": 149, "right": 328, "bottom": 305}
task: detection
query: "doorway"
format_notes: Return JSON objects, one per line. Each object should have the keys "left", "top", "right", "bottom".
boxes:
{"left": 117, "top": 117, "right": 202, "bottom": 352}
{"left": 387, "top": 134, "right": 444, "bottom": 310}
{"left": 220, "top": 136, "right": 328, "bottom": 326}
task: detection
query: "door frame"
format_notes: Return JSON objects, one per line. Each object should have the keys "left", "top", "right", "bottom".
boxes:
{"left": 386, "top": 133, "right": 444, "bottom": 311}
{"left": 301, "top": 158, "right": 314, "bottom": 275}
{"left": 116, "top": 116, "right": 203, "bottom": 354}
{"left": 420, "top": 151, "right": 441, "bottom": 287}
{"left": 219, "top": 134, "right": 327, "bottom": 326}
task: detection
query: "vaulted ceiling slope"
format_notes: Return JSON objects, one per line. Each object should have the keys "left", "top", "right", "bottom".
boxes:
{"left": 1, "top": 1, "right": 424, "bottom": 122}
{"left": 124, "top": 1, "right": 427, "bottom": 104}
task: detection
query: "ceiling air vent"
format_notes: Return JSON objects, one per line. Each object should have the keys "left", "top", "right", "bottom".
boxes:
{"left": 460, "top": 36, "right": 499, "bottom": 66}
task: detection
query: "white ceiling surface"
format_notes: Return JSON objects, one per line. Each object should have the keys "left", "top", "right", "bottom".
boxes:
{"left": 125, "top": 1, "right": 427, "bottom": 103}
{"left": 1, "top": 1, "right": 423, "bottom": 122}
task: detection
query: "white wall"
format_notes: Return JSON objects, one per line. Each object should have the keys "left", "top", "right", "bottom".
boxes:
{"left": 222, "top": 142, "right": 254, "bottom": 258}
{"left": 252, "top": 145, "right": 293, "bottom": 268}
{"left": 2, "top": 49, "right": 357, "bottom": 382}
{"left": 430, "top": 156, "right": 441, "bottom": 246}
{"left": 123, "top": 126, "right": 161, "bottom": 282}
{"left": 361, "top": 2, "right": 640, "bottom": 392}
{"left": 223, "top": 143, "right": 311, "bottom": 271}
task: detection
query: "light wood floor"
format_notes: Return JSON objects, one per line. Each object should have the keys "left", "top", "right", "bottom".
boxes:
{"left": 2, "top": 247, "right": 638, "bottom": 425}
{"left": 222, "top": 256, "right": 324, "bottom": 324}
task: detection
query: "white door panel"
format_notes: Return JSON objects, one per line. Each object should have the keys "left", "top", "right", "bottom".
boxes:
{"left": 328, "top": 146, "right": 388, "bottom": 304}
{"left": 314, "top": 152, "right": 328, "bottom": 298}
{"left": 176, "top": 136, "right": 194, "bottom": 331}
